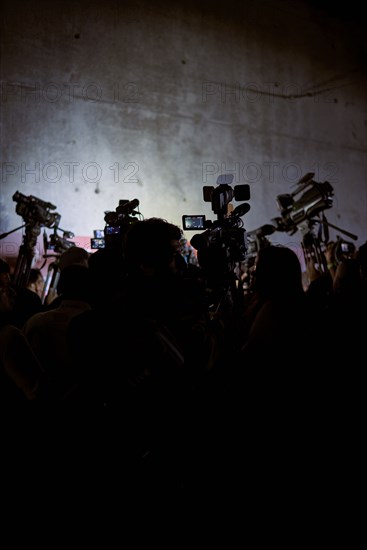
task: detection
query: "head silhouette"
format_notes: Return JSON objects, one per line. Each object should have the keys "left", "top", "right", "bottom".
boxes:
{"left": 254, "top": 245, "right": 304, "bottom": 301}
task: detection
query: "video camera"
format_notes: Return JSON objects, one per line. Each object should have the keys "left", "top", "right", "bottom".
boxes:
{"left": 269, "top": 172, "right": 359, "bottom": 272}
{"left": 182, "top": 174, "right": 251, "bottom": 311}
{"left": 45, "top": 226, "right": 75, "bottom": 255}
{"left": 13, "top": 191, "right": 61, "bottom": 228}
{"left": 272, "top": 173, "right": 334, "bottom": 234}
{"left": 91, "top": 198, "right": 141, "bottom": 250}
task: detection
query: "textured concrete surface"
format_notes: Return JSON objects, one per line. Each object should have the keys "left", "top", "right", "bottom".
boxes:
{"left": 1, "top": 0, "right": 366, "bottom": 263}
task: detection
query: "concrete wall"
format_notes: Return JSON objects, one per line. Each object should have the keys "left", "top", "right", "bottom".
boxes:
{"left": 1, "top": 0, "right": 366, "bottom": 264}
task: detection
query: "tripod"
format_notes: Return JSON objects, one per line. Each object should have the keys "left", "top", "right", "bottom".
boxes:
{"left": 300, "top": 214, "right": 358, "bottom": 272}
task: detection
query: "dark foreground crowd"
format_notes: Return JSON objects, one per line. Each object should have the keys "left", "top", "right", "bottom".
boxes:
{"left": 1, "top": 218, "right": 366, "bottom": 523}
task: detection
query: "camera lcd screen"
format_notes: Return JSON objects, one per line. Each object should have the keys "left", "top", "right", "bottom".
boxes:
{"left": 182, "top": 215, "right": 206, "bottom": 230}
{"left": 90, "top": 238, "right": 105, "bottom": 249}
{"left": 105, "top": 226, "right": 121, "bottom": 235}
{"left": 93, "top": 229, "right": 105, "bottom": 238}
{"left": 341, "top": 243, "right": 349, "bottom": 252}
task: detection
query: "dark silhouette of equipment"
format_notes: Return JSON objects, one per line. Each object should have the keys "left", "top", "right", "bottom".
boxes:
{"left": 243, "top": 224, "right": 276, "bottom": 289}
{"left": 187, "top": 174, "right": 251, "bottom": 313}
{"left": 9, "top": 192, "right": 62, "bottom": 288}
{"left": 271, "top": 173, "right": 358, "bottom": 272}
{"left": 90, "top": 198, "right": 142, "bottom": 251}
{"left": 40, "top": 227, "right": 75, "bottom": 303}
{"left": 1, "top": 191, "right": 75, "bottom": 298}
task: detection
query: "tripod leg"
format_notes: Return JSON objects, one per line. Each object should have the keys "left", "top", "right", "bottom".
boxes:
{"left": 49, "top": 265, "right": 60, "bottom": 296}
{"left": 13, "top": 251, "right": 34, "bottom": 288}
{"left": 42, "top": 261, "right": 60, "bottom": 305}
{"left": 13, "top": 222, "right": 40, "bottom": 288}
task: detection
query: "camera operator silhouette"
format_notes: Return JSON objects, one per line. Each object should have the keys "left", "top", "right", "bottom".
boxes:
{"left": 240, "top": 244, "right": 312, "bottom": 355}
{"left": 26, "top": 268, "right": 45, "bottom": 299}
{"left": 66, "top": 216, "right": 219, "bottom": 492}
{"left": 23, "top": 256, "right": 91, "bottom": 403}
{"left": 216, "top": 246, "right": 325, "bottom": 493}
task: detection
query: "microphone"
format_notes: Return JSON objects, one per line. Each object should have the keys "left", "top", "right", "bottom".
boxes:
{"left": 231, "top": 202, "right": 251, "bottom": 218}
{"left": 117, "top": 198, "right": 140, "bottom": 214}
